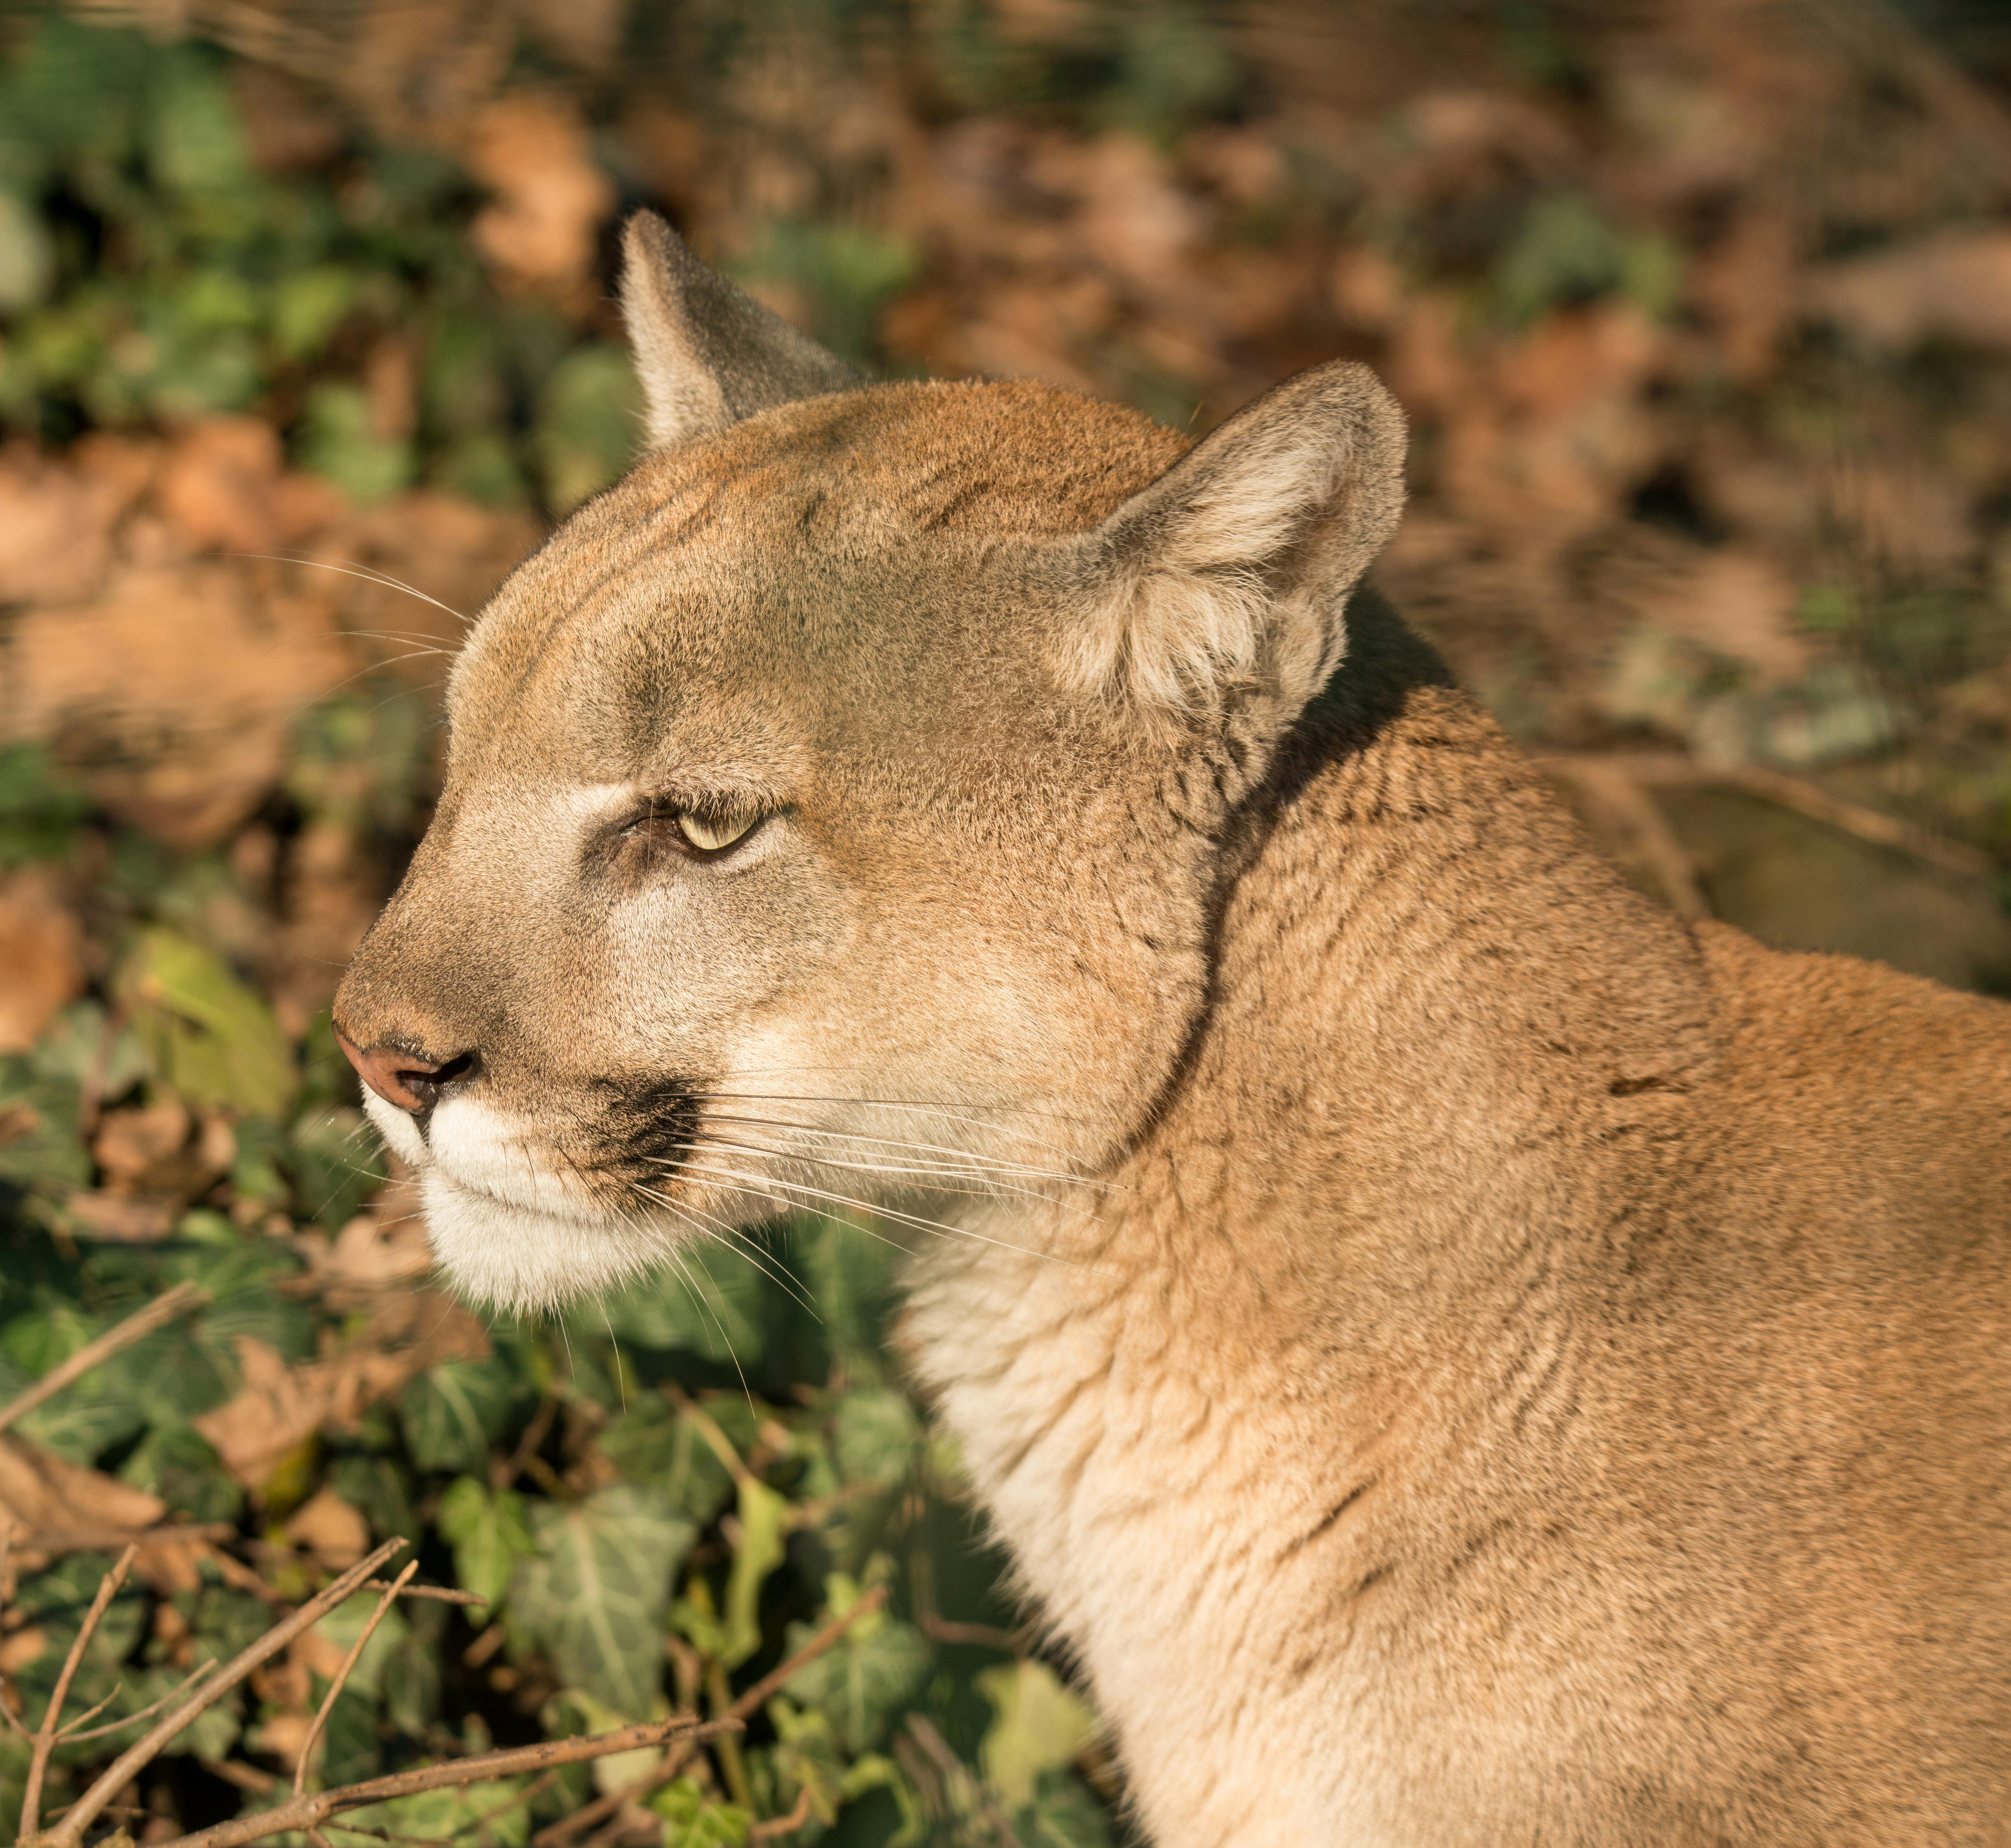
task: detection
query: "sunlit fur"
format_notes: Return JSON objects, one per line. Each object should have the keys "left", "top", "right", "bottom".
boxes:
{"left": 334, "top": 216, "right": 2011, "bottom": 1848}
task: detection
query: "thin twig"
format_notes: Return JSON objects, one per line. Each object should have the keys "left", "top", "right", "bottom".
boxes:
{"left": 38, "top": 1537, "right": 409, "bottom": 1848}
{"left": 297, "top": 1561, "right": 420, "bottom": 1798}
{"left": 748, "top": 1786, "right": 814, "bottom": 1840}
{"left": 1544, "top": 753, "right": 1997, "bottom": 883}
{"left": 0, "top": 1283, "right": 210, "bottom": 1435}
{"left": 57, "top": 1660, "right": 219, "bottom": 1744}
{"left": 531, "top": 1586, "right": 890, "bottom": 1848}
{"left": 21, "top": 1543, "right": 138, "bottom": 1836}
{"left": 142, "top": 1713, "right": 745, "bottom": 1848}
{"left": 361, "top": 1581, "right": 485, "bottom": 1606}
{"left": 1546, "top": 757, "right": 1711, "bottom": 921}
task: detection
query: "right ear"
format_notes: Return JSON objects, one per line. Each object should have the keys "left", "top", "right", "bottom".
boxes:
{"left": 619, "top": 211, "right": 861, "bottom": 448}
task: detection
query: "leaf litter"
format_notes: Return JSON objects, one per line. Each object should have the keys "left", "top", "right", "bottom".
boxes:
{"left": 3, "top": 2, "right": 2011, "bottom": 1844}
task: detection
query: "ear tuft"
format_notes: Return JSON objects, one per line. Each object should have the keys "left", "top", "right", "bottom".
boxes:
{"left": 619, "top": 211, "right": 861, "bottom": 449}
{"left": 1054, "top": 363, "right": 1407, "bottom": 713}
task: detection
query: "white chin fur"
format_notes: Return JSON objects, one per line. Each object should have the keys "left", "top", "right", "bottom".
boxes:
{"left": 362, "top": 1092, "right": 671, "bottom": 1313}
{"left": 421, "top": 1168, "right": 669, "bottom": 1314}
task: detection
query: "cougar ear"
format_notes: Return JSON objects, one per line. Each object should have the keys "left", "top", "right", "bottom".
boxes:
{"left": 619, "top": 210, "right": 861, "bottom": 448}
{"left": 1051, "top": 362, "right": 1407, "bottom": 713}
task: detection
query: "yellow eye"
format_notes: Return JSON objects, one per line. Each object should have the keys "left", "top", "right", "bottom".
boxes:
{"left": 674, "top": 809, "right": 756, "bottom": 854}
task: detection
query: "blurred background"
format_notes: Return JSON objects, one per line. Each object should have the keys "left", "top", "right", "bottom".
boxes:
{"left": 2, "top": 1, "right": 2010, "bottom": 1843}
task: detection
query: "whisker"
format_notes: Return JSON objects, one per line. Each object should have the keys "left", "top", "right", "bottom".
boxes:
{"left": 660, "top": 1157, "right": 1079, "bottom": 1268}
{"left": 687, "top": 1085, "right": 1087, "bottom": 1159}
{"left": 694, "top": 1112, "right": 1117, "bottom": 1190}
{"left": 230, "top": 552, "right": 471, "bottom": 626}
{"left": 628, "top": 1181, "right": 821, "bottom": 1321}
{"left": 661, "top": 1130, "right": 1087, "bottom": 1213}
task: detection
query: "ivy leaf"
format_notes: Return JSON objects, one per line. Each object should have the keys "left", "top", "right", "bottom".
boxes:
{"left": 313, "top": 1589, "right": 409, "bottom": 1701}
{"left": 1014, "top": 1771, "right": 1116, "bottom": 1848}
{"left": 598, "top": 1398, "right": 734, "bottom": 1528}
{"left": 589, "top": 1253, "right": 767, "bottom": 1367}
{"left": 119, "top": 1423, "right": 242, "bottom": 1523}
{"left": 834, "top": 1389, "right": 920, "bottom": 1492}
{"left": 113, "top": 927, "right": 297, "bottom": 1116}
{"left": 345, "top": 1780, "right": 531, "bottom": 1848}
{"left": 782, "top": 1579, "right": 930, "bottom": 1755}
{"left": 722, "top": 1475, "right": 789, "bottom": 1670}
{"left": 978, "top": 1661, "right": 1100, "bottom": 1810}
{"left": 646, "top": 1776, "right": 751, "bottom": 1848}
{"left": 437, "top": 1475, "right": 536, "bottom": 1615}
{"left": 0, "top": 1053, "right": 88, "bottom": 1192}
{"left": 511, "top": 1485, "right": 694, "bottom": 1718}
{"left": 400, "top": 1358, "right": 520, "bottom": 1474}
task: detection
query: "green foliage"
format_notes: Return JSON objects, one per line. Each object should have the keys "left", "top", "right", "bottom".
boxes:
{"left": 115, "top": 927, "right": 298, "bottom": 1116}
{"left": 401, "top": 1357, "right": 524, "bottom": 1473}
{"left": 511, "top": 1485, "right": 696, "bottom": 1716}
{"left": 0, "top": 743, "right": 92, "bottom": 867}
{"left": 1493, "top": 192, "right": 1682, "bottom": 325}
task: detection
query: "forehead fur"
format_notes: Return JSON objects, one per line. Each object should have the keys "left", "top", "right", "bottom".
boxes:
{"left": 445, "top": 378, "right": 1187, "bottom": 778}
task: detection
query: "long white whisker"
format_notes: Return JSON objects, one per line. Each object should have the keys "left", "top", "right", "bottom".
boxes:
{"left": 231, "top": 552, "right": 471, "bottom": 626}
{"left": 628, "top": 1181, "right": 821, "bottom": 1321}
{"left": 695, "top": 1112, "right": 1116, "bottom": 1190}
{"left": 666, "top": 1131, "right": 1086, "bottom": 1213}
{"left": 689, "top": 1086, "right": 1085, "bottom": 1159}
{"left": 662, "top": 1157, "right": 1079, "bottom": 1268}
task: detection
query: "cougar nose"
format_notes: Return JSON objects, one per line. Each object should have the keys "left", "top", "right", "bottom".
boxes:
{"left": 333, "top": 1022, "right": 479, "bottom": 1116}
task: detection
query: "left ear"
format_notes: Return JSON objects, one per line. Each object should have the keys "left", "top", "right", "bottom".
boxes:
{"left": 1048, "top": 362, "right": 1407, "bottom": 713}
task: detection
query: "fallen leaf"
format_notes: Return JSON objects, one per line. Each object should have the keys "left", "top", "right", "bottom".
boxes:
{"left": 284, "top": 1486, "right": 371, "bottom": 1570}
{"left": 0, "top": 1431, "right": 167, "bottom": 1540}
{"left": 195, "top": 1336, "right": 333, "bottom": 1491}
{"left": 463, "top": 92, "right": 614, "bottom": 304}
{"left": 0, "top": 563, "right": 350, "bottom": 848}
{"left": 0, "top": 866, "right": 85, "bottom": 1053}
{"left": 1808, "top": 231, "right": 2011, "bottom": 353}
{"left": 93, "top": 1095, "right": 194, "bottom": 1184}
{"left": 0, "top": 444, "right": 133, "bottom": 605}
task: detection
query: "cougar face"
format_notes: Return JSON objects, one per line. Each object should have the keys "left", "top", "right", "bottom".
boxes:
{"left": 333, "top": 234, "right": 1403, "bottom": 1313}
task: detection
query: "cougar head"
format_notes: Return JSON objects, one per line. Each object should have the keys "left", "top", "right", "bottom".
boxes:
{"left": 331, "top": 212, "right": 1406, "bottom": 1312}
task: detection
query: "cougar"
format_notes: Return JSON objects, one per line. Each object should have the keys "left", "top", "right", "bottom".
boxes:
{"left": 333, "top": 212, "right": 2011, "bottom": 1846}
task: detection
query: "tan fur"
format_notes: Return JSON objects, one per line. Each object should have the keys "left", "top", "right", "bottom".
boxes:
{"left": 336, "top": 217, "right": 2011, "bottom": 1845}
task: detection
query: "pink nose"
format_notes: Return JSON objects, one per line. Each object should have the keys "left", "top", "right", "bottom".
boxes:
{"left": 333, "top": 1022, "right": 465, "bottom": 1114}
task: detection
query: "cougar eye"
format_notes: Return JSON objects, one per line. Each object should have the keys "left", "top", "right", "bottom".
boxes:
{"left": 623, "top": 801, "right": 762, "bottom": 861}
{"left": 675, "top": 809, "right": 755, "bottom": 854}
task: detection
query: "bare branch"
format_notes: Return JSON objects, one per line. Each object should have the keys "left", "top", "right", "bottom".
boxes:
{"left": 360, "top": 1580, "right": 484, "bottom": 1607}
{"left": 38, "top": 1536, "right": 409, "bottom": 1848}
{"left": 1543, "top": 752, "right": 1998, "bottom": 885}
{"left": 145, "top": 1712, "right": 746, "bottom": 1848}
{"left": 297, "top": 1560, "right": 420, "bottom": 1798}
{"left": 748, "top": 1786, "right": 814, "bottom": 1840}
{"left": 0, "top": 1282, "right": 211, "bottom": 1436}
{"left": 531, "top": 1584, "right": 891, "bottom": 1848}
{"left": 21, "top": 1541, "right": 138, "bottom": 1837}
{"left": 57, "top": 1660, "right": 219, "bottom": 1744}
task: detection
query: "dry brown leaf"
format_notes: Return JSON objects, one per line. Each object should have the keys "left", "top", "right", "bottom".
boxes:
{"left": 0, "top": 866, "right": 85, "bottom": 1053}
{"left": 156, "top": 417, "right": 290, "bottom": 554}
{"left": 1808, "top": 230, "right": 2011, "bottom": 353}
{"left": 0, "top": 563, "right": 350, "bottom": 848}
{"left": 463, "top": 91, "right": 615, "bottom": 303}
{"left": 0, "top": 444, "right": 134, "bottom": 605}
{"left": 283, "top": 1486, "right": 371, "bottom": 1570}
{"left": 93, "top": 1096, "right": 194, "bottom": 1185}
{"left": 0, "top": 1432, "right": 167, "bottom": 1540}
{"left": 195, "top": 1336, "right": 335, "bottom": 1490}
{"left": 61, "top": 1192, "right": 177, "bottom": 1243}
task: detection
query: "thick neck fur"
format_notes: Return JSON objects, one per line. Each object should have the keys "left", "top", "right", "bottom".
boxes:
{"left": 902, "top": 606, "right": 1796, "bottom": 1846}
